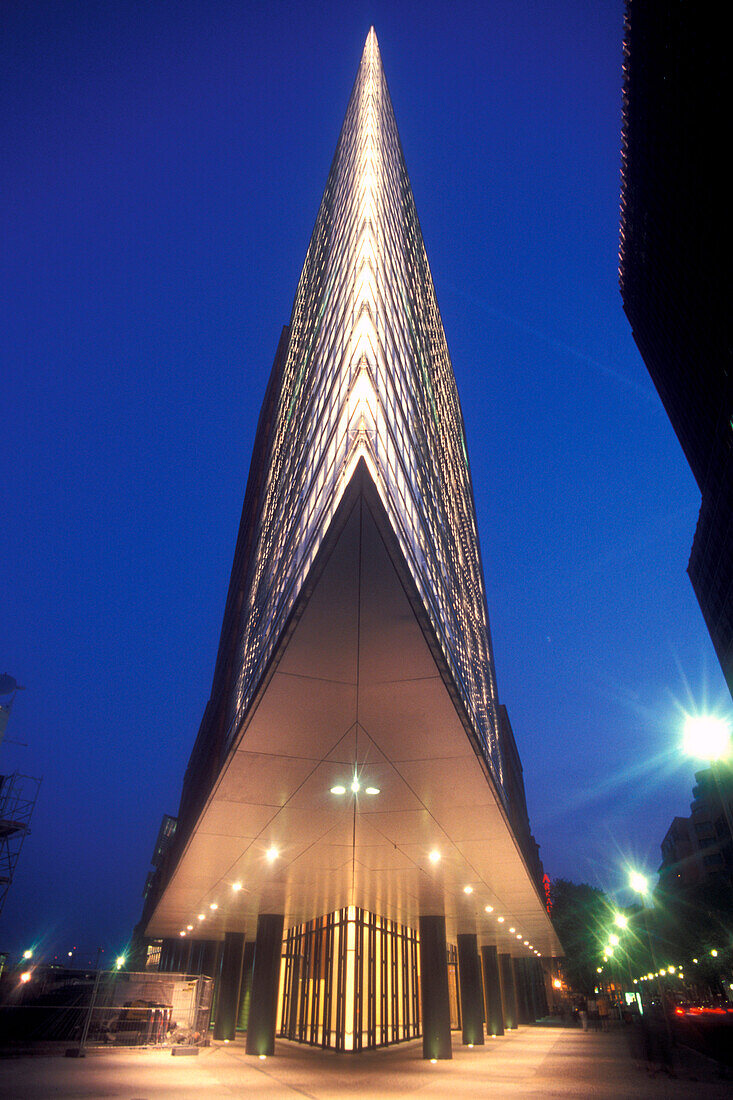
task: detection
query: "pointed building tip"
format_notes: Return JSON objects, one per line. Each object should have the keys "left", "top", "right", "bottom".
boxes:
{"left": 363, "top": 25, "right": 380, "bottom": 57}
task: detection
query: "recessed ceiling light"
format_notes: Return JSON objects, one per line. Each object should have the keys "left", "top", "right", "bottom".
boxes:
{"left": 266, "top": 846, "right": 278, "bottom": 862}
{"left": 179, "top": 931, "right": 186, "bottom": 937}
{"left": 509, "top": 927, "right": 515, "bottom": 933}
{"left": 209, "top": 903, "right": 218, "bottom": 910}
{"left": 187, "top": 925, "right": 193, "bottom": 931}
{"left": 523, "top": 941, "right": 529, "bottom": 946}
{"left": 198, "top": 914, "right": 205, "bottom": 921}
{"left": 485, "top": 905, "right": 493, "bottom": 913}
{"left": 232, "top": 882, "right": 242, "bottom": 892}
{"left": 429, "top": 850, "right": 440, "bottom": 863}
{"left": 365, "top": 786, "right": 380, "bottom": 795}
{"left": 463, "top": 885, "right": 473, "bottom": 894}
{"left": 497, "top": 916, "right": 504, "bottom": 923}
{"left": 350, "top": 778, "right": 360, "bottom": 793}
{"left": 516, "top": 934, "right": 522, "bottom": 940}
{"left": 330, "top": 785, "right": 346, "bottom": 795}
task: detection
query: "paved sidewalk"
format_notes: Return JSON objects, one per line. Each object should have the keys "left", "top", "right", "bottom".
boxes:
{"left": 1, "top": 1027, "right": 730, "bottom": 1098}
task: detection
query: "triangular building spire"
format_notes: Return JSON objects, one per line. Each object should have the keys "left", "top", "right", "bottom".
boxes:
{"left": 225, "top": 28, "right": 505, "bottom": 793}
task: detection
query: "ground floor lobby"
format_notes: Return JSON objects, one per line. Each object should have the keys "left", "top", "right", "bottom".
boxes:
{"left": 2, "top": 1028, "right": 730, "bottom": 1099}
{"left": 158, "top": 907, "right": 550, "bottom": 1058}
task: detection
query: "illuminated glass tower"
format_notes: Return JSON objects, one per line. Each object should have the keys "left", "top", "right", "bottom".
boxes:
{"left": 139, "top": 29, "right": 559, "bottom": 1059}
{"left": 225, "top": 29, "right": 503, "bottom": 786}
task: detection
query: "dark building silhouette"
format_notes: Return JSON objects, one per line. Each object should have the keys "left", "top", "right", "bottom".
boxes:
{"left": 659, "top": 763, "right": 733, "bottom": 890}
{"left": 136, "top": 29, "right": 558, "bottom": 1056}
{"left": 619, "top": 0, "right": 732, "bottom": 696}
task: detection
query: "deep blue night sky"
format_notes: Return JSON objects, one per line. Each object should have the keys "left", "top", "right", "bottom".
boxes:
{"left": 2, "top": 0, "right": 728, "bottom": 965}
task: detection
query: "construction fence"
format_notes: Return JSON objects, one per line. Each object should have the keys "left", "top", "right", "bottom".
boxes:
{"left": 0, "top": 968, "right": 213, "bottom": 1047}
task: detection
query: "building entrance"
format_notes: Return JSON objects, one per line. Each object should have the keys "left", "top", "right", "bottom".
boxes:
{"left": 278, "top": 906, "right": 421, "bottom": 1050}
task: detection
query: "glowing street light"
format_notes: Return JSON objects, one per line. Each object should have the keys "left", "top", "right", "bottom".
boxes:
{"left": 629, "top": 870, "right": 649, "bottom": 896}
{"left": 613, "top": 913, "right": 629, "bottom": 930}
{"left": 682, "top": 715, "right": 731, "bottom": 761}
{"left": 115, "top": 956, "right": 126, "bottom": 970}
{"left": 682, "top": 714, "right": 733, "bottom": 843}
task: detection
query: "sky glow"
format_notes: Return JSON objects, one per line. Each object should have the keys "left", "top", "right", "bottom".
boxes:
{"left": 1, "top": 0, "right": 729, "bottom": 961}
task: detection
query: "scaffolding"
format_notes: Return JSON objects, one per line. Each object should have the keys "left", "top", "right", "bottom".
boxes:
{"left": 0, "top": 772, "right": 41, "bottom": 917}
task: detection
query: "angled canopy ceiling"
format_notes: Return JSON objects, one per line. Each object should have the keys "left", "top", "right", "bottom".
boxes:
{"left": 147, "top": 473, "right": 561, "bottom": 961}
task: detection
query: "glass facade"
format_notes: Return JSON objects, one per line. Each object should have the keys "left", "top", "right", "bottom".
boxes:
{"left": 224, "top": 29, "right": 505, "bottom": 794}
{"left": 277, "top": 906, "right": 421, "bottom": 1051}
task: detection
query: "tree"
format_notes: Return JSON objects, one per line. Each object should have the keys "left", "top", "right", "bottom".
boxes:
{"left": 549, "top": 878, "right": 615, "bottom": 994}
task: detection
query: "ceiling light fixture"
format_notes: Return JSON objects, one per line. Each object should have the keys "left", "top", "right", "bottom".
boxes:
{"left": 484, "top": 905, "right": 493, "bottom": 913}
{"left": 463, "top": 885, "right": 473, "bottom": 894}
{"left": 429, "top": 850, "right": 440, "bottom": 863}
{"left": 365, "top": 786, "right": 380, "bottom": 795}
{"left": 232, "top": 882, "right": 242, "bottom": 892}
{"left": 266, "top": 846, "right": 279, "bottom": 862}
{"left": 330, "top": 785, "right": 346, "bottom": 795}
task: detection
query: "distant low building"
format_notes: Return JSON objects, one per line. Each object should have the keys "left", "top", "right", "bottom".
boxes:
{"left": 658, "top": 763, "right": 733, "bottom": 889}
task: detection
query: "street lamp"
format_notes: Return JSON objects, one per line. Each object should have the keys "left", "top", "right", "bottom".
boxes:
{"left": 629, "top": 871, "right": 648, "bottom": 897}
{"left": 629, "top": 868, "right": 674, "bottom": 1050}
{"left": 682, "top": 715, "right": 731, "bottom": 761}
{"left": 682, "top": 714, "right": 733, "bottom": 844}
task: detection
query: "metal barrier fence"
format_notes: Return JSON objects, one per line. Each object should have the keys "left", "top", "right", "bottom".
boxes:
{"left": 0, "top": 969, "right": 213, "bottom": 1046}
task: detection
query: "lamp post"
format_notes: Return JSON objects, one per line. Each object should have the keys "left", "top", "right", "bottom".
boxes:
{"left": 629, "top": 870, "right": 674, "bottom": 1065}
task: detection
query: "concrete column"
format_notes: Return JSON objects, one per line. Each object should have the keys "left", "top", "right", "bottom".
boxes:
{"left": 513, "top": 957, "right": 532, "bottom": 1024}
{"left": 159, "top": 938, "right": 176, "bottom": 972}
{"left": 418, "top": 915, "right": 452, "bottom": 1060}
{"left": 480, "top": 945, "right": 504, "bottom": 1036}
{"left": 524, "top": 958, "right": 541, "bottom": 1022}
{"left": 214, "top": 931, "right": 246, "bottom": 1041}
{"left": 456, "top": 934, "right": 484, "bottom": 1045}
{"left": 530, "top": 958, "right": 549, "bottom": 1019}
{"left": 200, "top": 939, "right": 220, "bottom": 981}
{"left": 237, "top": 940, "right": 256, "bottom": 1031}
{"left": 499, "top": 954, "right": 518, "bottom": 1029}
{"left": 246, "top": 914, "right": 284, "bottom": 1056}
